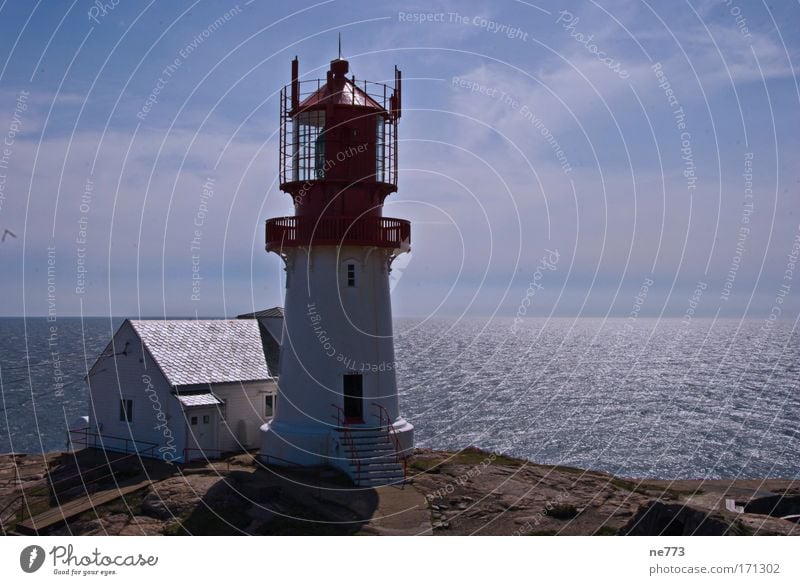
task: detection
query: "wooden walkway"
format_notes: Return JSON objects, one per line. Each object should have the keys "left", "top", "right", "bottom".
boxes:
{"left": 16, "top": 478, "right": 155, "bottom": 535}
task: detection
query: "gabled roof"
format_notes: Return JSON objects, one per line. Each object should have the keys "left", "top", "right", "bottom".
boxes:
{"left": 128, "top": 319, "right": 271, "bottom": 387}
{"left": 237, "top": 307, "right": 284, "bottom": 319}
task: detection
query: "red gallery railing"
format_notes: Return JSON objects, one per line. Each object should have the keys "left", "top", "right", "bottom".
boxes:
{"left": 266, "top": 215, "right": 410, "bottom": 252}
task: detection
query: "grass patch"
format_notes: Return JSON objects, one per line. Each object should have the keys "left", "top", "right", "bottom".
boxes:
{"left": 408, "top": 459, "right": 442, "bottom": 474}
{"left": 16, "top": 496, "right": 51, "bottom": 522}
{"left": 609, "top": 478, "right": 645, "bottom": 493}
{"left": 452, "top": 447, "right": 525, "bottom": 467}
{"left": 100, "top": 490, "right": 146, "bottom": 516}
{"left": 548, "top": 503, "right": 579, "bottom": 520}
{"left": 26, "top": 486, "right": 52, "bottom": 498}
{"left": 546, "top": 464, "right": 590, "bottom": 475}
{"left": 527, "top": 529, "right": 556, "bottom": 536}
{"left": 609, "top": 478, "right": 680, "bottom": 498}
{"left": 161, "top": 522, "right": 183, "bottom": 536}
{"left": 593, "top": 525, "right": 618, "bottom": 536}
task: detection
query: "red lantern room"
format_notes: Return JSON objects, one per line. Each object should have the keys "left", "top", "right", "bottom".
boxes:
{"left": 266, "top": 55, "right": 410, "bottom": 253}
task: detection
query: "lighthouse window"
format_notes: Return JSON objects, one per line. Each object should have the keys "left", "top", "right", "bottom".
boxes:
{"left": 347, "top": 263, "right": 356, "bottom": 287}
{"left": 119, "top": 399, "right": 133, "bottom": 423}
{"left": 376, "top": 117, "right": 385, "bottom": 182}
{"left": 265, "top": 394, "right": 274, "bottom": 417}
{"left": 293, "top": 110, "right": 326, "bottom": 182}
{"left": 314, "top": 132, "right": 326, "bottom": 179}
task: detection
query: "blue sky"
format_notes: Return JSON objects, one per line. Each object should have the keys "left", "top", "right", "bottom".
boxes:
{"left": 0, "top": 0, "right": 798, "bottom": 319}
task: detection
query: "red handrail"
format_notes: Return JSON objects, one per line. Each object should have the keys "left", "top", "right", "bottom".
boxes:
{"left": 372, "top": 403, "right": 407, "bottom": 483}
{"left": 266, "top": 215, "right": 410, "bottom": 251}
{"left": 331, "top": 403, "right": 361, "bottom": 481}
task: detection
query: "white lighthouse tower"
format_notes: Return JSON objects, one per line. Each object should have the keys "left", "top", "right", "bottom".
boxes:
{"left": 260, "top": 54, "right": 413, "bottom": 486}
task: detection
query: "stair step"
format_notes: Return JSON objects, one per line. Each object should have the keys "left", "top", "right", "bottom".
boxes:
{"left": 360, "top": 469, "right": 402, "bottom": 476}
{"left": 351, "top": 462, "right": 401, "bottom": 470}
{"left": 345, "top": 448, "right": 396, "bottom": 456}
{"left": 344, "top": 436, "right": 393, "bottom": 444}
{"left": 353, "top": 457, "right": 399, "bottom": 464}
{"left": 334, "top": 428, "right": 406, "bottom": 487}
{"left": 356, "top": 474, "right": 403, "bottom": 482}
{"left": 337, "top": 428, "right": 392, "bottom": 435}
{"left": 340, "top": 427, "right": 387, "bottom": 432}
{"left": 356, "top": 477, "right": 406, "bottom": 487}
{"left": 350, "top": 461, "right": 402, "bottom": 470}
{"left": 347, "top": 442, "right": 393, "bottom": 449}
{"left": 357, "top": 473, "right": 404, "bottom": 481}
{"left": 345, "top": 452, "right": 395, "bottom": 459}
{"left": 355, "top": 462, "right": 403, "bottom": 471}
{"left": 346, "top": 447, "right": 394, "bottom": 454}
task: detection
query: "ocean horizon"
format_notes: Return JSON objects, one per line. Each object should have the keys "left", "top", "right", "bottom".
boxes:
{"left": 1, "top": 316, "right": 798, "bottom": 480}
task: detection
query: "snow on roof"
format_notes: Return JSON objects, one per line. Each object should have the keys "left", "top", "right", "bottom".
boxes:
{"left": 128, "top": 319, "right": 271, "bottom": 387}
{"left": 175, "top": 393, "right": 223, "bottom": 407}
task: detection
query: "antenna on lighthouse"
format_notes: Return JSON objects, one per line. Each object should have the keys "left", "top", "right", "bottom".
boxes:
{"left": 291, "top": 56, "right": 299, "bottom": 111}
{"left": 394, "top": 66, "right": 402, "bottom": 119}
{"left": 338, "top": 32, "right": 342, "bottom": 59}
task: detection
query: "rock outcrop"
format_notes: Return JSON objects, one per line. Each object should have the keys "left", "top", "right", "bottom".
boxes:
{"left": 2, "top": 449, "right": 798, "bottom": 536}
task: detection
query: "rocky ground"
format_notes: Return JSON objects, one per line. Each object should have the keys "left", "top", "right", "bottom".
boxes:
{"left": 1, "top": 447, "right": 798, "bottom": 536}
{"left": 408, "top": 448, "right": 799, "bottom": 535}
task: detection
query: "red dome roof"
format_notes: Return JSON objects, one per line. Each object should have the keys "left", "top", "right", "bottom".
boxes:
{"left": 296, "top": 58, "right": 385, "bottom": 111}
{"left": 298, "top": 79, "right": 384, "bottom": 110}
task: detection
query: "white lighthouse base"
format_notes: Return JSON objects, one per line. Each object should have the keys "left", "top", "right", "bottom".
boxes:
{"left": 260, "top": 418, "right": 414, "bottom": 486}
{"left": 258, "top": 420, "right": 333, "bottom": 467}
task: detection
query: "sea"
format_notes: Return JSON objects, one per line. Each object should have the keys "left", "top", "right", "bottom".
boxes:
{"left": 1, "top": 317, "right": 798, "bottom": 479}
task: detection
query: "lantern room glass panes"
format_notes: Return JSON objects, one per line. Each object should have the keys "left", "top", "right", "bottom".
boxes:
{"left": 292, "top": 110, "right": 326, "bottom": 182}
{"left": 376, "top": 117, "right": 386, "bottom": 183}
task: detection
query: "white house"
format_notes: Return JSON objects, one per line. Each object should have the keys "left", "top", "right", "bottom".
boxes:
{"left": 82, "top": 319, "right": 278, "bottom": 462}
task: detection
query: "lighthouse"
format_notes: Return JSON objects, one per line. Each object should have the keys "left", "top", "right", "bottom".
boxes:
{"left": 260, "top": 53, "right": 414, "bottom": 486}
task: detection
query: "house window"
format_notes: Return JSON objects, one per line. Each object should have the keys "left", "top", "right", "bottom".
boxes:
{"left": 347, "top": 263, "right": 356, "bottom": 287}
{"left": 202, "top": 415, "right": 210, "bottom": 424}
{"left": 190, "top": 416, "right": 198, "bottom": 425}
{"left": 119, "top": 399, "right": 133, "bottom": 423}
{"left": 265, "top": 395, "right": 274, "bottom": 417}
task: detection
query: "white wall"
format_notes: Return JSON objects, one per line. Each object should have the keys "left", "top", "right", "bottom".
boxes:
{"left": 86, "top": 321, "right": 185, "bottom": 463}
{"left": 262, "top": 244, "right": 414, "bottom": 466}
{"left": 212, "top": 380, "right": 276, "bottom": 451}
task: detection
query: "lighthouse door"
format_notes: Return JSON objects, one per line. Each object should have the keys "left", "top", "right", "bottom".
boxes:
{"left": 343, "top": 374, "right": 364, "bottom": 423}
